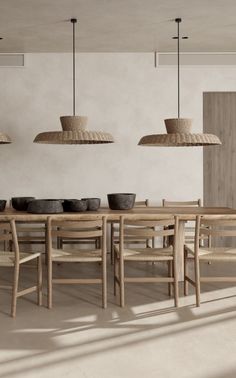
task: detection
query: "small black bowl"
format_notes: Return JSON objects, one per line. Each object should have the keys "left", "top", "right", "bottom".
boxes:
{"left": 107, "top": 193, "right": 136, "bottom": 210}
{"left": 82, "top": 198, "right": 101, "bottom": 211}
{"left": 63, "top": 199, "right": 88, "bottom": 212}
{"left": 11, "top": 197, "right": 35, "bottom": 211}
{"left": 0, "top": 200, "right": 6, "bottom": 212}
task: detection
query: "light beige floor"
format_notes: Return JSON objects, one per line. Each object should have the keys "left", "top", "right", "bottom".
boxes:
{"left": 0, "top": 260, "right": 236, "bottom": 378}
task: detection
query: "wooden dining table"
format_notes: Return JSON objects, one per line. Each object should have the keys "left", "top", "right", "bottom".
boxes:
{"left": 1, "top": 206, "right": 236, "bottom": 280}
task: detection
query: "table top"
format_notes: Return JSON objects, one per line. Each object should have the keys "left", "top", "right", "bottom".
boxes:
{"left": 0, "top": 206, "right": 235, "bottom": 222}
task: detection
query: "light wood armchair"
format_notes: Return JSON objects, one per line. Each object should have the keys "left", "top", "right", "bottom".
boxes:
{"left": 47, "top": 215, "right": 107, "bottom": 309}
{"left": 114, "top": 215, "right": 179, "bottom": 307}
{"left": 162, "top": 199, "right": 202, "bottom": 245}
{"left": 9, "top": 222, "right": 46, "bottom": 259}
{"left": 110, "top": 199, "right": 152, "bottom": 264}
{"left": 0, "top": 220, "right": 42, "bottom": 317}
{"left": 184, "top": 215, "right": 236, "bottom": 306}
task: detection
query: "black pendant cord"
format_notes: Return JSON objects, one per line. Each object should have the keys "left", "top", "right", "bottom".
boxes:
{"left": 176, "top": 18, "right": 181, "bottom": 119}
{"left": 71, "top": 18, "right": 77, "bottom": 116}
{"left": 174, "top": 18, "right": 188, "bottom": 119}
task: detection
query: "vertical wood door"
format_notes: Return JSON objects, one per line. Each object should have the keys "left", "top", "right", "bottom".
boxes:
{"left": 203, "top": 92, "right": 236, "bottom": 208}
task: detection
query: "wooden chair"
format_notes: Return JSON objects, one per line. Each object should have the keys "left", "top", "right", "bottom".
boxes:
{"left": 14, "top": 222, "right": 46, "bottom": 251}
{"left": 47, "top": 215, "right": 107, "bottom": 309}
{"left": 57, "top": 226, "right": 100, "bottom": 250}
{"left": 162, "top": 199, "right": 205, "bottom": 246}
{"left": 184, "top": 215, "right": 236, "bottom": 306}
{"left": 110, "top": 199, "right": 152, "bottom": 264}
{"left": 114, "top": 215, "right": 179, "bottom": 307}
{"left": 0, "top": 220, "right": 42, "bottom": 317}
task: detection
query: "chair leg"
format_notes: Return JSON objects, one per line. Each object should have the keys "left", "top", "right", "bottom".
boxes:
{"left": 47, "top": 258, "right": 52, "bottom": 309}
{"left": 11, "top": 263, "right": 20, "bottom": 318}
{"left": 194, "top": 258, "right": 201, "bottom": 307}
{"left": 102, "top": 257, "right": 107, "bottom": 309}
{"left": 110, "top": 224, "right": 114, "bottom": 265}
{"left": 119, "top": 255, "right": 125, "bottom": 307}
{"left": 114, "top": 251, "right": 117, "bottom": 296}
{"left": 168, "top": 261, "right": 173, "bottom": 296}
{"left": 184, "top": 249, "right": 188, "bottom": 296}
{"left": 37, "top": 255, "right": 43, "bottom": 306}
{"left": 173, "top": 258, "right": 179, "bottom": 308}
{"left": 114, "top": 250, "right": 120, "bottom": 297}
{"left": 111, "top": 242, "right": 115, "bottom": 265}
{"left": 96, "top": 237, "right": 100, "bottom": 249}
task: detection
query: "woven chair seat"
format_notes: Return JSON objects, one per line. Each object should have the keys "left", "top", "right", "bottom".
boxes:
{"left": 185, "top": 244, "right": 236, "bottom": 260}
{"left": 114, "top": 245, "right": 173, "bottom": 261}
{"left": 0, "top": 251, "right": 41, "bottom": 267}
{"left": 51, "top": 248, "right": 102, "bottom": 262}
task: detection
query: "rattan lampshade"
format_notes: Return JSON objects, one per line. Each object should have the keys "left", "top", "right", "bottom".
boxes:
{"left": 34, "top": 19, "right": 114, "bottom": 145}
{"left": 0, "top": 132, "right": 12, "bottom": 144}
{"left": 34, "top": 116, "right": 114, "bottom": 144}
{"left": 138, "top": 118, "right": 221, "bottom": 147}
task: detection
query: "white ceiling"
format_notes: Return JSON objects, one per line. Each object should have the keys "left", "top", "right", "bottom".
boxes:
{"left": 0, "top": 0, "right": 236, "bottom": 53}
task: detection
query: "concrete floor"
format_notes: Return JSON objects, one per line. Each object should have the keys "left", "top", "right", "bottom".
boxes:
{"left": 0, "top": 261, "right": 236, "bottom": 378}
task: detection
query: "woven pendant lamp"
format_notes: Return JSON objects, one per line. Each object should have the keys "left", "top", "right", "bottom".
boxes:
{"left": 34, "top": 19, "right": 114, "bottom": 145}
{"left": 138, "top": 18, "right": 221, "bottom": 147}
{"left": 0, "top": 132, "right": 11, "bottom": 144}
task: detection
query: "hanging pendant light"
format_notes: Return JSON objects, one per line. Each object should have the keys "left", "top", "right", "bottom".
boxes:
{"left": 138, "top": 18, "right": 221, "bottom": 147}
{"left": 34, "top": 19, "right": 114, "bottom": 144}
{"left": 0, "top": 132, "right": 11, "bottom": 144}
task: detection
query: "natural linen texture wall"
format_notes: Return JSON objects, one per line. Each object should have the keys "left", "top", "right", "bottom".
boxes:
{"left": 0, "top": 52, "right": 230, "bottom": 205}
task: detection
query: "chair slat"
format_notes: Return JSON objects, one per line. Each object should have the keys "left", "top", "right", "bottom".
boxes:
{"left": 124, "top": 219, "right": 175, "bottom": 227}
{"left": 163, "top": 199, "right": 201, "bottom": 207}
{"left": 200, "top": 228, "right": 236, "bottom": 237}
{"left": 0, "top": 223, "right": 11, "bottom": 231}
{"left": 124, "top": 228, "right": 174, "bottom": 238}
{"left": 201, "top": 220, "right": 236, "bottom": 226}
{"left": 52, "top": 230, "right": 102, "bottom": 239}
{"left": 0, "top": 234, "right": 12, "bottom": 241}
{"left": 52, "top": 220, "right": 102, "bottom": 228}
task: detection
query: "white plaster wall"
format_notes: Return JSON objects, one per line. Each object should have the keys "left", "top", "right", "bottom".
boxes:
{"left": 0, "top": 53, "right": 235, "bottom": 205}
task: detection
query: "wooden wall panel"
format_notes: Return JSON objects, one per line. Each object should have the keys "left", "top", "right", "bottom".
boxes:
{"left": 203, "top": 92, "right": 236, "bottom": 208}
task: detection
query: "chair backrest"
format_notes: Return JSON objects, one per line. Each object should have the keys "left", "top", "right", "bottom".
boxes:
{"left": 162, "top": 199, "right": 201, "bottom": 207}
{"left": 195, "top": 216, "right": 236, "bottom": 250}
{"left": 47, "top": 215, "right": 107, "bottom": 251}
{"left": 0, "top": 220, "right": 20, "bottom": 259}
{"left": 134, "top": 199, "right": 149, "bottom": 207}
{"left": 119, "top": 215, "right": 179, "bottom": 252}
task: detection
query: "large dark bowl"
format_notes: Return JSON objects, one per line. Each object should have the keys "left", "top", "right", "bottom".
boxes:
{"left": 0, "top": 200, "right": 6, "bottom": 212}
{"left": 63, "top": 199, "right": 88, "bottom": 212}
{"left": 82, "top": 198, "right": 101, "bottom": 211}
{"left": 27, "top": 199, "right": 63, "bottom": 214}
{"left": 11, "top": 197, "right": 35, "bottom": 211}
{"left": 107, "top": 193, "right": 136, "bottom": 210}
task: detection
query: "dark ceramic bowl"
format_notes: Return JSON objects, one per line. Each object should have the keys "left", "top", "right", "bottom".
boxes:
{"left": 0, "top": 200, "right": 6, "bottom": 212}
{"left": 107, "top": 193, "right": 136, "bottom": 210}
{"left": 63, "top": 199, "right": 88, "bottom": 212}
{"left": 27, "top": 199, "right": 63, "bottom": 214}
{"left": 43, "top": 199, "right": 64, "bottom": 202}
{"left": 11, "top": 197, "right": 35, "bottom": 211}
{"left": 82, "top": 198, "right": 101, "bottom": 211}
